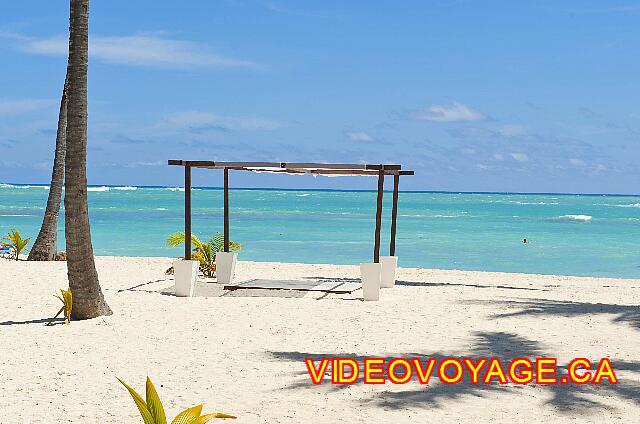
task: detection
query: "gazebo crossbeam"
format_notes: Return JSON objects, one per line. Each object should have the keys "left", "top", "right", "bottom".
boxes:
{"left": 168, "top": 160, "right": 414, "bottom": 263}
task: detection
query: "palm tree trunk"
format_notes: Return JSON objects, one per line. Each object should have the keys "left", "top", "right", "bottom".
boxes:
{"left": 28, "top": 72, "right": 68, "bottom": 261}
{"left": 65, "top": 0, "right": 112, "bottom": 318}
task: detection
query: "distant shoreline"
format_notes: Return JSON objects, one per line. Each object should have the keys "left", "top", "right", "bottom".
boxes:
{"left": 95, "top": 256, "right": 640, "bottom": 281}
{"left": 2, "top": 182, "right": 639, "bottom": 198}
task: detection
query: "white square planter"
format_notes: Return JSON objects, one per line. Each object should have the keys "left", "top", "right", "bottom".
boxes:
{"left": 360, "top": 262, "right": 382, "bottom": 301}
{"left": 216, "top": 252, "right": 237, "bottom": 284}
{"left": 380, "top": 256, "right": 398, "bottom": 288}
{"left": 174, "top": 260, "right": 199, "bottom": 297}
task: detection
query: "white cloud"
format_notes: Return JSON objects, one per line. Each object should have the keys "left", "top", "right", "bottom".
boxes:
{"left": 451, "top": 127, "right": 494, "bottom": 138}
{"left": 0, "top": 160, "right": 21, "bottom": 168}
{"left": 345, "top": 131, "right": 373, "bottom": 142}
{"left": 451, "top": 124, "right": 526, "bottom": 139}
{"left": 261, "top": 1, "right": 330, "bottom": 18}
{"left": 569, "top": 158, "right": 587, "bottom": 167}
{"left": 496, "top": 124, "right": 526, "bottom": 137}
{"left": 493, "top": 153, "right": 504, "bottom": 161}
{"left": 411, "top": 101, "right": 486, "bottom": 122}
{"left": 164, "top": 111, "right": 282, "bottom": 131}
{"left": 125, "top": 160, "right": 165, "bottom": 168}
{"left": 32, "top": 161, "right": 52, "bottom": 171}
{"left": 510, "top": 152, "right": 529, "bottom": 162}
{"left": 3, "top": 32, "right": 255, "bottom": 69}
{"left": 0, "top": 99, "right": 57, "bottom": 116}
{"left": 461, "top": 147, "right": 476, "bottom": 155}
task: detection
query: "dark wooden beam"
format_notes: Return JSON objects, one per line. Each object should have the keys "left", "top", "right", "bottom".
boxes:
{"left": 184, "top": 165, "right": 192, "bottom": 260}
{"left": 284, "top": 162, "right": 375, "bottom": 170}
{"left": 390, "top": 173, "right": 400, "bottom": 256}
{"left": 374, "top": 168, "right": 384, "bottom": 263}
{"left": 167, "top": 159, "right": 405, "bottom": 172}
{"left": 367, "top": 164, "right": 401, "bottom": 170}
{"left": 188, "top": 161, "right": 278, "bottom": 168}
{"left": 224, "top": 167, "right": 229, "bottom": 252}
{"left": 206, "top": 167, "right": 412, "bottom": 177}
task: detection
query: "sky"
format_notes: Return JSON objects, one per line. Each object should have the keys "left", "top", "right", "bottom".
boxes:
{"left": 0, "top": 0, "right": 639, "bottom": 193}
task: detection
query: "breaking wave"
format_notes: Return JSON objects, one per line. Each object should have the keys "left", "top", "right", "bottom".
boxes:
{"left": 0, "top": 184, "right": 48, "bottom": 189}
{"left": 559, "top": 214, "right": 592, "bottom": 222}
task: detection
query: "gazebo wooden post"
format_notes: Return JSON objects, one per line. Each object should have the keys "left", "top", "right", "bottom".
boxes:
{"left": 373, "top": 167, "right": 385, "bottom": 263}
{"left": 390, "top": 173, "right": 399, "bottom": 256}
{"left": 168, "top": 160, "right": 415, "bottom": 266}
{"left": 223, "top": 167, "right": 229, "bottom": 252}
{"left": 184, "top": 165, "right": 192, "bottom": 260}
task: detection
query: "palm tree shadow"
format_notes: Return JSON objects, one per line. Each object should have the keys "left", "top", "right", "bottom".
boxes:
{"left": 117, "top": 278, "right": 172, "bottom": 293}
{"left": 464, "top": 298, "right": 640, "bottom": 331}
{"left": 269, "top": 331, "right": 640, "bottom": 413}
{"left": 396, "top": 280, "right": 549, "bottom": 292}
{"left": 0, "top": 317, "right": 65, "bottom": 326}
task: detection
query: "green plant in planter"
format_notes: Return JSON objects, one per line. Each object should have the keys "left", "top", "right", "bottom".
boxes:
{"left": 117, "top": 376, "right": 236, "bottom": 423}
{"left": 1, "top": 228, "right": 30, "bottom": 260}
{"left": 166, "top": 232, "right": 241, "bottom": 277}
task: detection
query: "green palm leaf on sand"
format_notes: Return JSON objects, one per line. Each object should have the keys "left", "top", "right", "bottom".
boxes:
{"left": 48, "top": 288, "right": 72, "bottom": 325}
{"left": 117, "top": 376, "right": 236, "bottom": 423}
{"left": 1, "top": 228, "right": 30, "bottom": 260}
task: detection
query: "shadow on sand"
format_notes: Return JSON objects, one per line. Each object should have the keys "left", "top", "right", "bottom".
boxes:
{"left": 0, "top": 317, "right": 65, "bottom": 326}
{"left": 464, "top": 298, "right": 640, "bottom": 331}
{"left": 396, "top": 280, "right": 549, "bottom": 292}
{"left": 269, "top": 331, "right": 640, "bottom": 413}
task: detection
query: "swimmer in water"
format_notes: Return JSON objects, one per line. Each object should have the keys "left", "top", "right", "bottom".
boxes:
{"left": 523, "top": 238, "right": 528, "bottom": 244}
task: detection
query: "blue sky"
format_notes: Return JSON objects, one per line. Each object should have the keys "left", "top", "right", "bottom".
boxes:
{"left": 1, "top": 0, "right": 639, "bottom": 193}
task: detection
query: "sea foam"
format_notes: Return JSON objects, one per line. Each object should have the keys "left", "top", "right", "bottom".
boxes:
{"left": 559, "top": 214, "right": 592, "bottom": 221}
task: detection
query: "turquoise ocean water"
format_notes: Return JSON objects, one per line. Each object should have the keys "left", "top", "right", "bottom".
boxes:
{"left": 1, "top": 183, "right": 639, "bottom": 278}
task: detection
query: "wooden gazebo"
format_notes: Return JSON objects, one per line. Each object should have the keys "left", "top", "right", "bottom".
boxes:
{"left": 168, "top": 160, "right": 414, "bottom": 263}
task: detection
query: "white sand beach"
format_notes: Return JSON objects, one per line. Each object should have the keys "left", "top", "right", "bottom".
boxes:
{"left": 1, "top": 256, "right": 639, "bottom": 423}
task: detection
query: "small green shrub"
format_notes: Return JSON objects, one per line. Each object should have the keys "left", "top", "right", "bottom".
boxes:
{"left": 166, "top": 232, "right": 241, "bottom": 277}
{"left": 1, "top": 228, "right": 30, "bottom": 260}
{"left": 117, "top": 376, "right": 236, "bottom": 423}
{"left": 47, "top": 288, "right": 72, "bottom": 325}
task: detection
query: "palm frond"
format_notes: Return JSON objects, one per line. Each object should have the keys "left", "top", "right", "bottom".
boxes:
{"left": 171, "top": 405, "right": 203, "bottom": 424}
{"left": 208, "top": 233, "right": 242, "bottom": 255}
{"left": 119, "top": 377, "right": 236, "bottom": 423}
{"left": 1, "top": 228, "right": 30, "bottom": 260}
{"left": 146, "top": 377, "right": 167, "bottom": 424}
{"left": 166, "top": 232, "right": 203, "bottom": 250}
{"left": 116, "top": 377, "right": 156, "bottom": 424}
{"left": 167, "top": 231, "right": 242, "bottom": 278}
{"left": 194, "top": 413, "right": 237, "bottom": 422}
{"left": 208, "top": 233, "right": 225, "bottom": 252}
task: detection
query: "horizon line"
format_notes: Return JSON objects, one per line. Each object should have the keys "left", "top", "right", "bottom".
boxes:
{"left": 3, "top": 182, "right": 639, "bottom": 197}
